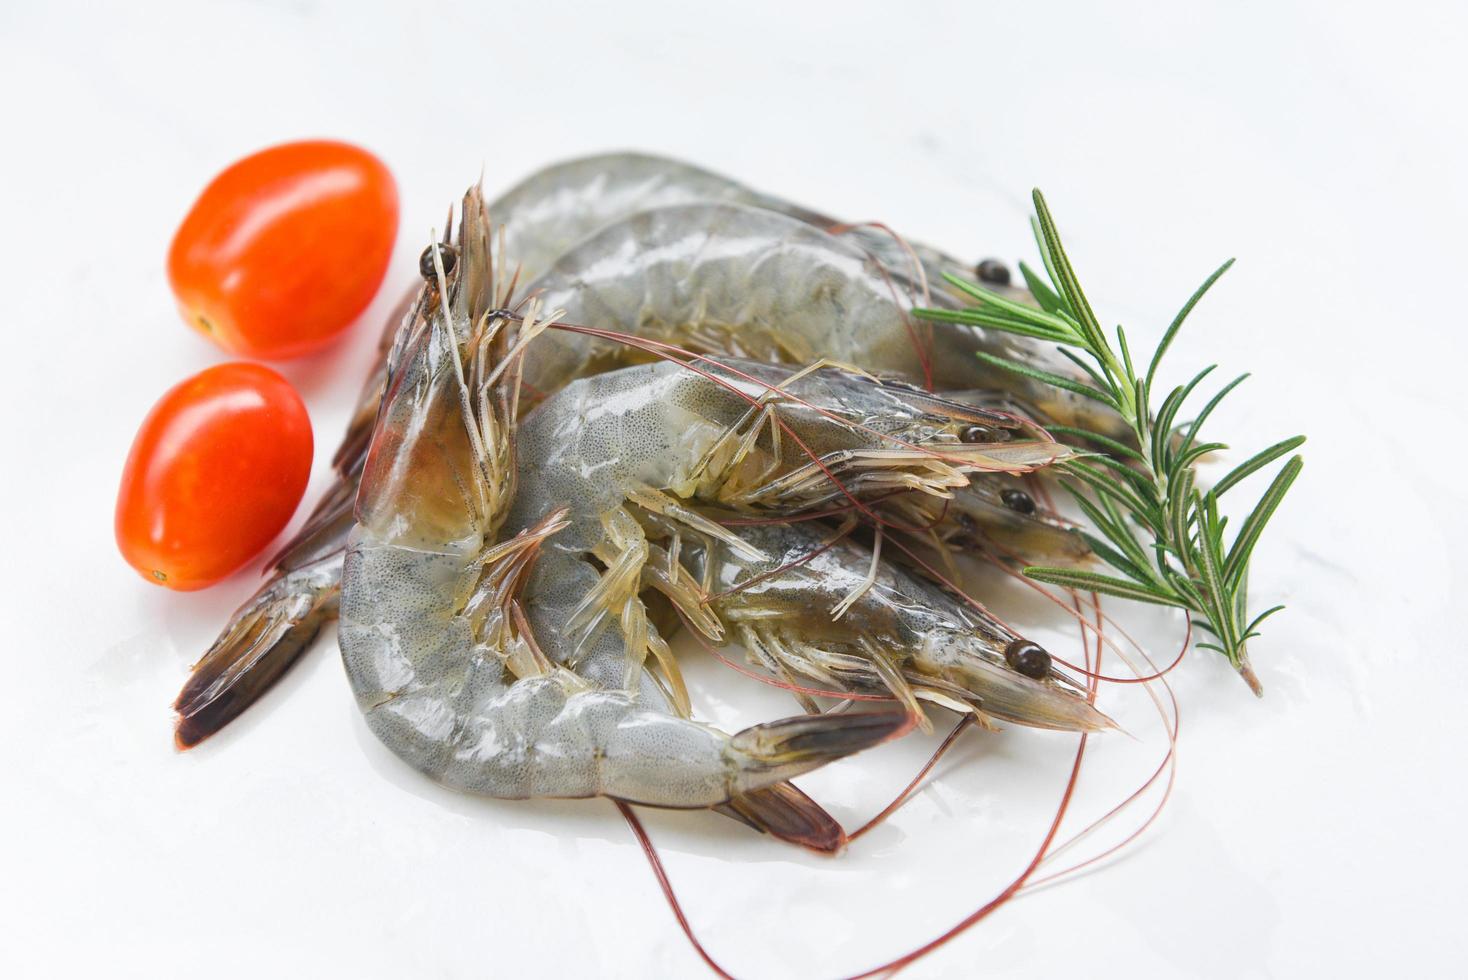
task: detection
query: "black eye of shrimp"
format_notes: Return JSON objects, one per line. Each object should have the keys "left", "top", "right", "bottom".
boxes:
{"left": 959, "top": 424, "right": 998, "bottom": 443}
{"left": 1000, "top": 487, "right": 1036, "bottom": 514}
{"left": 975, "top": 258, "right": 1011, "bottom": 286}
{"left": 419, "top": 243, "right": 458, "bottom": 280}
{"left": 1004, "top": 640, "right": 1051, "bottom": 678}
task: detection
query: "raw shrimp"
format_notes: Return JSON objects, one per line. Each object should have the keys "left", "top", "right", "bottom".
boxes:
{"left": 686, "top": 520, "right": 1110, "bottom": 732}
{"left": 488, "top": 150, "right": 991, "bottom": 309}
{"left": 499, "top": 357, "right": 1102, "bottom": 737}
{"left": 509, "top": 194, "right": 1111, "bottom": 435}
{"left": 513, "top": 201, "right": 1092, "bottom": 560}
{"left": 338, "top": 193, "right": 916, "bottom": 814}
{"left": 491, "top": 152, "right": 1129, "bottom": 439}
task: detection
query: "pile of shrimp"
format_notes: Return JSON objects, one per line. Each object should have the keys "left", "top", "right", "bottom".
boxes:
{"left": 173, "top": 154, "right": 1186, "bottom": 975}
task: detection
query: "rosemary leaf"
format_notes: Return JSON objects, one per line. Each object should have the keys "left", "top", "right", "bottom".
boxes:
{"left": 1175, "top": 441, "right": 1229, "bottom": 471}
{"left": 1077, "top": 531, "right": 1157, "bottom": 586}
{"left": 913, "top": 306, "right": 1073, "bottom": 343}
{"left": 1224, "top": 455, "right": 1304, "bottom": 585}
{"left": 1024, "top": 567, "right": 1189, "bottom": 607}
{"left": 1056, "top": 348, "right": 1114, "bottom": 395}
{"left": 1154, "top": 366, "right": 1218, "bottom": 451}
{"left": 972, "top": 352, "right": 1119, "bottom": 407}
{"left": 937, "top": 273, "right": 1076, "bottom": 336}
{"left": 1019, "top": 261, "right": 1066, "bottom": 314}
{"left": 1145, "top": 257, "right": 1236, "bottom": 391}
{"left": 1045, "top": 425, "right": 1147, "bottom": 463}
{"left": 1174, "top": 373, "right": 1249, "bottom": 460}
{"left": 1243, "top": 604, "right": 1286, "bottom": 638}
{"left": 1214, "top": 436, "right": 1307, "bottom": 497}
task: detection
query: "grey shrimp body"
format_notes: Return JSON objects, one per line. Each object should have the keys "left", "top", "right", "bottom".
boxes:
{"left": 514, "top": 202, "right": 1090, "bottom": 562}
{"left": 691, "top": 522, "right": 1110, "bottom": 732}
{"left": 493, "top": 153, "right": 1121, "bottom": 437}
{"left": 517, "top": 200, "right": 1100, "bottom": 430}
{"left": 500, "top": 359, "right": 1103, "bottom": 734}
{"left": 488, "top": 151, "right": 977, "bottom": 308}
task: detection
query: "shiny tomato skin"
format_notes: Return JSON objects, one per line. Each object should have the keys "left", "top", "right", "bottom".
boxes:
{"left": 116, "top": 363, "right": 314, "bottom": 591}
{"left": 168, "top": 140, "right": 398, "bottom": 360}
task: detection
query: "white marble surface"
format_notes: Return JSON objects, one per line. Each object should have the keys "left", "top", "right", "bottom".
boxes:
{"left": 2, "top": 1, "right": 1464, "bottom": 976}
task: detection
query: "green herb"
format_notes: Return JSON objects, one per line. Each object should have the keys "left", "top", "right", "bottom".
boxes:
{"left": 915, "top": 190, "right": 1303, "bottom": 694}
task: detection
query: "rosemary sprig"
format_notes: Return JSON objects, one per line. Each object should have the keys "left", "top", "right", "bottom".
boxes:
{"left": 915, "top": 190, "right": 1304, "bottom": 695}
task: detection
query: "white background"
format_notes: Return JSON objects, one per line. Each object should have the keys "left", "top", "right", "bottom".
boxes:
{"left": 3, "top": 1, "right": 1464, "bottom": 977}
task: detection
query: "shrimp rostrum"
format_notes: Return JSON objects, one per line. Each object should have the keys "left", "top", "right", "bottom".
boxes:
{"left": 338, "top": 193, "right": 925, "bottom": 815}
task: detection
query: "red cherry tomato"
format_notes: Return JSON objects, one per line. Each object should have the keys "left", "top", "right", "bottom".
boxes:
{"left": 168, "top": 140, "right": 398, "bottom": 360}
{"left": 116, "top": 363, "right": 313, "bottom": 591}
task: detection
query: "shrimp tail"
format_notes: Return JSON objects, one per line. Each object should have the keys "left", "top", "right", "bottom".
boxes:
{"left": 729, "top": 707, "right": 916, "bottom": 783}
{"left": 715, "top": 783, "right": 847, "bottom": 854}
{"left": 173, "top": 463, "right": 364, "bottom": 749}
{"left": 173, "top": 557, "right": 339, "bottom": 749}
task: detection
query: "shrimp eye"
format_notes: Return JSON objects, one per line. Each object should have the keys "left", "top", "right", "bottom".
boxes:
{"left": 1000, "top": 488, "right": 1036, "bottom": 514}
{"left": 419, "top": 243, "right": 458, "bottom": 280}
{"left": 975, "top": 258, "right": 1011, "bottom": 286}
{"left": 959, "top": 424, "right": 997, "bottom": 443}
{"left": 1004, "top": 639, "right": 1051, "bottom": 678}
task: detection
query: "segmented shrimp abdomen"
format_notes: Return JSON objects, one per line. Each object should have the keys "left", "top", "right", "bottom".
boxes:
{"left": 508, "top": 364, "right": 721, "bottom": 549}
{"left": 492, "top": 152, "right": 763, "bottom": 286}
{"left": 520, "top": 203, "right": 950, "bottom": 392}
{"left": 340, "top": 536, "right": 486, "bottom": 778}
{"left": 340, "top": 534, "right": 757, "bottom": 804}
